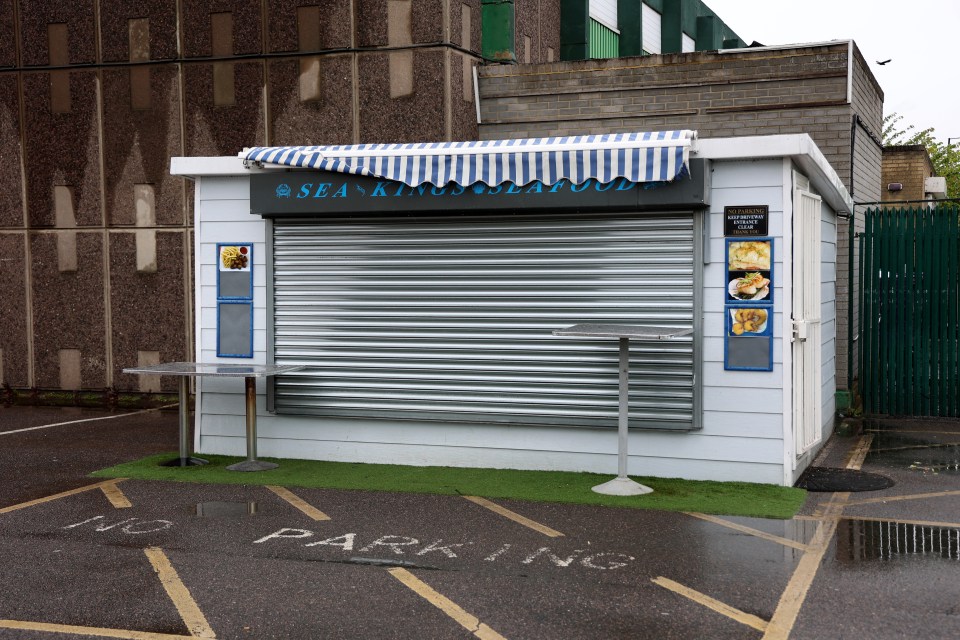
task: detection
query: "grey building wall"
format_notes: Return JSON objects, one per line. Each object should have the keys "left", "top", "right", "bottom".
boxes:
{"left": 0, "top": 0, "right": 485, "bottom": 393}
{"left": 476, "top": 41, "right": 884, "bottom": 392}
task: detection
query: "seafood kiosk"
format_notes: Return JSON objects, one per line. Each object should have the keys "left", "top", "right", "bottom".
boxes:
{"left": 172, "top": 131, "right": 850, "bottom": 486}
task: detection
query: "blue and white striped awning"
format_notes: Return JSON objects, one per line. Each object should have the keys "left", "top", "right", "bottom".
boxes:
{"left": 241, "top": 131, "right": 696, "bottom": 187}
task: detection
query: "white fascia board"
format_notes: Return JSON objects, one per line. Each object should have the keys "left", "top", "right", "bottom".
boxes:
{"left": 694, "top": 134, "right": 853, "bottom": 215}
{"left": 170, "top": 156, "right": 252, "bottom": 178}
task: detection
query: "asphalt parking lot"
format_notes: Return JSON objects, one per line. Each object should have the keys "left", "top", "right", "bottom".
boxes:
{"left": 2, "top": 406, "right": 959, "bottom": 639}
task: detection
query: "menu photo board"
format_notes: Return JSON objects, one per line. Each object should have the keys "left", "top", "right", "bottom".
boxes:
{"left": 724, "top": 238, "right": 774, "bottom": 371}
{"left": 725, "top": 239, "right": 773, "bottom": 305}
{"left": 216, "top": 243, "right": 254, "bottom": 358}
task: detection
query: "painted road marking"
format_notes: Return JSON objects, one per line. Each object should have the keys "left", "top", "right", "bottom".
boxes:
{"left": 795, "top": 513, "right": 960, "bottom": 529}
{"left": 266, "top": 485, "right": 331, "bottom": 521}
{"left": 102, "top": 480, "right": 133, "bottom": 508}
{"left": 866, "top": 428, "right": 960, "bottom": 436}
{"left": 762, "top": 434, "right": 871, "bottom": 639}
{"left": 764, "top": 496, "right": 845, "bottom": 639}
{"left": 0, "top": 479, "right": 128, "bottom": 515}
{"left": 387, "top": 568, "right": 507, "bottom": 640}
{"left": 843, "top": 489, "right": 960, "bottom": 507}
{"left": 0, "top": 620, "right": 197, "bottom": 639}
{"left": 0, "top": 405, "right": 177, "bottom": 437}
{"left": 463, "top": 496, "right": 564, "bottom": 538}
{"left": 144, "top": 548, "right": 216, "bottom": 639}
{"left": 842, "top": 433, "right": 873, "bottom": 469}
{"left": 685, "top": 512, "right": 812, "bottom": 552}
{"left": 652, "top": 577, "right": 769, "bottom": 632}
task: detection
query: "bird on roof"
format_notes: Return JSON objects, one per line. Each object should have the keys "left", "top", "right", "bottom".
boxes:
{"left": 877, "top": 59, "right": 892, "bottom": 65}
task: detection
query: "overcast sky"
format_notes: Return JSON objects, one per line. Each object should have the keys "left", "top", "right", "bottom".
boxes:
{"left": 703, "top": 0, "right": 960, "bottom": 144}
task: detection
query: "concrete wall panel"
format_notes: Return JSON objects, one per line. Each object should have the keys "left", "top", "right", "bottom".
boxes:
{"left": 182, "top": 0, "right": 262, "bottom": 57}
{"left": 0, "top": 75, "right": 23, "bottom": 228}
{"left": 268, "top": 55, "right": 354, "bottom": 146}
{"left": 0, "top": 234, "right": 29, "bottom": 387}
{"left": 0, "top": 0, "right": 15, "bottom": 68}
{"left": 19, "top": 0, "right": 97, "bottom": 66}
{"left": 99, "top": 1, "right": 179, "bottom": 63}
{"left": 359, "top": 50, "right": 445, "bottom": 143}
{"left": 183, "top": 62, "right": 266, "bottom": 156}
{"left": 30, "top": 232, "right": 105, "bottom": 389}
{"left": 267, "top": 0, "right": 352, "bottom": 52}
{"left": 109, "top": 231, "right": 186, "bottom": 392}
{"left": 23, "top": 71, "right": 102, "bottom": 228}
{"left": 102, "top": 66, "right": 184, "bottom": 226}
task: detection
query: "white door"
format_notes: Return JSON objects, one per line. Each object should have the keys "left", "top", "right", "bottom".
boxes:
{"left": 793, "top": 187, "right": 823, "bottom": 456}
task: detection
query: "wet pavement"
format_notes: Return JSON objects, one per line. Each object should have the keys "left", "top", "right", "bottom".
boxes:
{"left": 1, "top": 406, "right": 959, "bottom": 639}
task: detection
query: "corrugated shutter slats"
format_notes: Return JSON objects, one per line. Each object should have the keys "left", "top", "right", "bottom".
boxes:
{"left": 273, "top": 212, "right": 695, "bottom": 429}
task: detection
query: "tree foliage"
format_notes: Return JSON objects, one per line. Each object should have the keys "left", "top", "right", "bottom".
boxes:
{"left": 883, "top": 113, "right": 960, "bottom": 199}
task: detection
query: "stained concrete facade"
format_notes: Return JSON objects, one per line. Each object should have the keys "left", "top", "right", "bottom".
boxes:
{"left": 1, "top": 0, "right": 567, "bottom": 392}
{"left": 476, "top": 42, "right": 885, "bottom": 393}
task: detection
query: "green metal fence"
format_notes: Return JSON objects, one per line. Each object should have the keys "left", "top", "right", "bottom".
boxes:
{"left": 859, "top": 206, "right": 960, "bottom": 416}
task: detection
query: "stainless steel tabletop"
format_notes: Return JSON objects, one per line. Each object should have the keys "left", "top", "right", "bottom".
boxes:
{"left": 122, "top": 362, "right": 306, "bottom": 378}
{"left": 552, "top": 324, "right": 694, "bottom": 339}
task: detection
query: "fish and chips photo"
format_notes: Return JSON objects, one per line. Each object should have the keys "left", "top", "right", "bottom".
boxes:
{"left": 728, "top": 240, "right": 771, "bottom": 271}
{"left": 728, "top": 271, "right": 771, "bottom": 301}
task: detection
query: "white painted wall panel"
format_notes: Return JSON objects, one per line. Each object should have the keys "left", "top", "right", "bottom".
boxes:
{"left": 682, "top": 33, "right": 695, "bottom": 53}
{"left": 590, "top": 0, "right": 618, "bottom": 31}
{"left": 641, "top": 4, "right": 661, "bottom": 54}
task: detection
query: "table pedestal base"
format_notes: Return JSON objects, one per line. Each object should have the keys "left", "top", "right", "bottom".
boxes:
{"left": 161, "top": 457, "right": 209, "bottom": 467}
{"left": 592, "top": 476, "right": 653, "bottom": 496}
{"left": 225, "top": 460, "right": 278, "bottom": 472}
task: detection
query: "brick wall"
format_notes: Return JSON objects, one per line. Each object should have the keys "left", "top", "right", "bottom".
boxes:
{"left": 477, "top": 42, "right": 885, "bottom": 392}
{"left": 881, "top": 146, "right": 935, "bottom": 202}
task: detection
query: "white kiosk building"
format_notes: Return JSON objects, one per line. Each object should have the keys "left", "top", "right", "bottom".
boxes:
{"left": 172, "top": 131, "right": 849, "bottom": 486}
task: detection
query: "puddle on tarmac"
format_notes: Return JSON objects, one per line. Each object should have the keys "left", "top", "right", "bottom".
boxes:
{"left": 866, "top": 431, "right": 960, "bottom": 473}
{"left": 836, "top": 518, "right": 960, "bottom": 563}
{"left": 195, "top": 501, "right": 260, "bottom": 517}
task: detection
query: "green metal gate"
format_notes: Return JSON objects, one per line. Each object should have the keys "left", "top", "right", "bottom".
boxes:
{"left": 858, "top": 206, "right": 960, "bottom": 416}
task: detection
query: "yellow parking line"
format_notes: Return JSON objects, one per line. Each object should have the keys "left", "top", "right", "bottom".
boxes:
{"left": 144, "top": 548, "right": 216, "bottom": 639}
{"left": 463, "top": 496, "right": 563, "bottom": 538}
{"left": 865, "top": 428, "right": 960, "bottom": 436}
{"left": 0, "top": 479, "right": 127, "bottom": 515}
{"left": 763, "top": 497, "right": 845, "bottom": 639}
{"left": 843, "top": 489, "right": 960, "bottom": 507}
{"left": 796, "top": 513, "right": 960, "bottom": 529}
{"left": 762, "top": 435, "right": 873, "bottom": 639}
{"left": 0, "top": 619, "right": 194, "bottom": 639}
{"left": 101, "top": 480, "right": 133, "bottom": 508}
{"left": 684, "top": 512, "right": 811, "bottom": 552}
{"left": 388, "top": 568, "right": 507, "bottom": 640}
{"left": 266, "top": 485, "right": 331, "bottom": 521}
{"left": 652, "top": 577, "right": 768, "bottom": 632}
{"left": 842, "top": 434, "right": 873, "bottom": 470}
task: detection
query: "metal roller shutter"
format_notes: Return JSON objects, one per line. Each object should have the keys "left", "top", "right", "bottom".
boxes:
{"left": 272, "top": 211, "right": 697, "bottom": 430}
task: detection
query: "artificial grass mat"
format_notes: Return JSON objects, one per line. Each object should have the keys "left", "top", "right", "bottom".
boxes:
{"left": 91, "top": 452, "right": 806, "bottom": 519}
